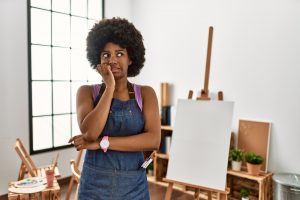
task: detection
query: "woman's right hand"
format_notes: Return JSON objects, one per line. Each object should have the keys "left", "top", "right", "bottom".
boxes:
{"left": 96, "top": 63, "right": 115, "bottom": 89}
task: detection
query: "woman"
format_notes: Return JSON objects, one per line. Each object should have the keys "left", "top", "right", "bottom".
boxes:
{"left": 69, "top": 17, "right": 161, "bottom": 199}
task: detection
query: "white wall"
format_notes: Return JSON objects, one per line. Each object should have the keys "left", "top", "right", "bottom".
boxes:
{"left": 131, "top": 0, "right": 300, "bottom": 174}
{"left": 105, "top": 0, "right": 132, "bottom": 20}
{"left": 0, "top": 0, "right": 131, "bottom": 195}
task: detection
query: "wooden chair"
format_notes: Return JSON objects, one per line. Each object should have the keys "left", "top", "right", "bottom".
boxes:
{"left": 69, "top": 159, "right": 81, "bottom": 200}
{"left": 15, "top": 138, "right": 60, "bottom": 180}
{"left": 66, "top": 150, "right": 83, "bottom": 200}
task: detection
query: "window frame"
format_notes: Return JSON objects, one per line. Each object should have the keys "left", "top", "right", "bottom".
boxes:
{"left": 27, "top": 0, "right": 105, "bottom": 154}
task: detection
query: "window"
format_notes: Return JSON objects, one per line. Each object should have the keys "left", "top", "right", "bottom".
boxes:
{"left": 28, "top": 0, "right": 104, "bottom": 154}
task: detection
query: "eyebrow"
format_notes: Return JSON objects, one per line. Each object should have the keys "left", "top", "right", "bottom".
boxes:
{"left": 101, "top": 49, "right": 126, "bottom": 53}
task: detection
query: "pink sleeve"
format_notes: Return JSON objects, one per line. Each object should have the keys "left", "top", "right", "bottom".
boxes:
{"left": 92, "top": 84, "right": 101, "bottom": 102}
{"left": 133, "top": 84, "right": 143, "bottom": 111}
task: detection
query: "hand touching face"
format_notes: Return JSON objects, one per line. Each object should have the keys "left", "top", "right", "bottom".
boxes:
{"left": 96, "top": 63, "right": 115, "bottom": 88}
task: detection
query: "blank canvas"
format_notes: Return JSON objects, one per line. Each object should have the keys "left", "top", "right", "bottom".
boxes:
{"left": 166, "top": 99, "right": 234, "bottom": 191}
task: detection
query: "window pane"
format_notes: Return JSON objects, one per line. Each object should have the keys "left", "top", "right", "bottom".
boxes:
{"left": 53, "top": 47, "right": 70, "bottom": 80}
{"left": 71, "top": 0, "right": 87, "bottom": 17}
{"left": 31, "top": 8, "right": 51, "bottom": 45}
{"left": 53, "top": 82, "right": 70, "bottom": 114}
{"left": 32, "top": 81, "right": 52, "bottom": 116}
{"left": 87, "top": 66, "right": 99, "bottom": 81}
{"left": 88, "top": 19, "right": 97, "bottom": 31}
{"left": 31, "top": 45, "right": 51, "bottom": 80}
{"left": 33, "top": 116, "right": 52, "bottom": 151}
{"left": 52, "top": 13, "right": 70, "bottom": 47}
{"left": 88, "top": 0, "right": 102, "bottom": 20}
{"left": 71, "top": 49, "right": 88, "bottom": 80}
{"left": 71, "top": 16, "right": 87, "bottom": 49}
{"left": 71, "top": 82, "right": 84, "bottom": 112}
{"left": 72, "top": 114, "right": 80, "bottom": 136}
{"left": 52, "top": 0, "right": 70, "bottom": 14}
{"left": 31, "top": 0, "right": 51, "bottom": 10}
{"left": 53, "top": 115, "right": 71, "bottom": 147}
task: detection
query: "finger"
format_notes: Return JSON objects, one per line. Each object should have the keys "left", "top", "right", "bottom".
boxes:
{"left": 76, "top": 144, "right": 83, "bottom": 151}
{"left": 102, "top": 63, "right": 111, "bottom": 74}
{"left": 106, "top": 64, "right": 111, "bottom": 71}
{"left": 68, "top": 137, "right": 75, "bottom": 143}
{"left": 74, "top": 144, "right": 81, "bottom": 150}
{"left": 74, "top": 140, "right": 82, "bottom": 147}
{"left": 76, "top": 136, "right": 84, "bottom": 143}
{"left": 96, "top": 64, "right": 102, "bottom": 74}
{"left": 69, "top": 135, "right": 81, "bottom": 143}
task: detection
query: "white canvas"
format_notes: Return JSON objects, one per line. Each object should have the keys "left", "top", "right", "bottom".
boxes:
{"left": 166, "top": 99, "right": 234, "bottom": 191}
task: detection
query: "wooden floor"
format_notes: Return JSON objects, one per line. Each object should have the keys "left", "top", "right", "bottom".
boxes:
{"left": 60, "top": 180, "right": 194, "bottom": 200}
{"left": 1, "top": 178, "right": 194, "bottom": 200}
{"left": 148, "top": 182, "right": 194, "bottom": 200}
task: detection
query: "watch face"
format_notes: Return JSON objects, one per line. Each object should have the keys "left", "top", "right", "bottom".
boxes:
{"left": 100, "top": 140, "right": 109, "bottom": 148}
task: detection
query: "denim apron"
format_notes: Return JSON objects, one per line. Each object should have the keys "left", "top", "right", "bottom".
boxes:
{"left": 78, "top": 83, "right": 150, "bottom": 200}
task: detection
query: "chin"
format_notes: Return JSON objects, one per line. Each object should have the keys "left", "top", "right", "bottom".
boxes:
{"left": 113, "top": 74, "right": 125, "bottom": 80}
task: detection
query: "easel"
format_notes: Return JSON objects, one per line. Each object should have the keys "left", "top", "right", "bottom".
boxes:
{"left": 163, "top": 26, "right": 229, "bottom": 200}
{"left": 15, "top": 138, "right": 60, "bottom": 180}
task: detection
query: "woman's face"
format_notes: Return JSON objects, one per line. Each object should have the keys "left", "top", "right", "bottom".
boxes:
{"left": 100, "top": 42, "right": 132, "bottom": 80}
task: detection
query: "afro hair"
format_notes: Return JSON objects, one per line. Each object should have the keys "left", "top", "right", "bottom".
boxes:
{"left": 86, "top": 17, "right": 145, "bottom": 77}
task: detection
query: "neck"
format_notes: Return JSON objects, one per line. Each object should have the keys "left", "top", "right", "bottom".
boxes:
{"left": 114, "top": 79, "right": 128, "bottom": 92}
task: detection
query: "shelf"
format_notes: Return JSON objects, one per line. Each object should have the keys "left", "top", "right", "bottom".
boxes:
{"left": 227, "top": 169, "right": 273, "bottom": 200}
{"left": 156, "top": 152, "right": 169, "bottom": 160}
{"left": 148, "top": 175, "right": 167, "bottom": 186}
{"left": 227, "top": 169, "right": 272, "bottom": 182}
{"left": 152, "top": 127, "right": 172, "bottom": 184}
{"left": 161, "top": 125, "right": 173, "bottom": 131}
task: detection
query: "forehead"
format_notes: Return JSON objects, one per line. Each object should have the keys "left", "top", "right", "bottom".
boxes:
{"left": 102, "top": 42, "right": 126, "bottom": 51}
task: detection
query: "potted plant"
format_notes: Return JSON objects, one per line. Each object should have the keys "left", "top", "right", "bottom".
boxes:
{"left": 245, "top": 152, "right": 264, "bottom": 176}
{"left": 229, "top": 148, "right": 244, "bottom": 171}
{"left": 240, "top": 188, "right": 250, "bottom": 200}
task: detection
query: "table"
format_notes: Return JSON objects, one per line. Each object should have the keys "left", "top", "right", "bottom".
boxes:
{"left": 8, "top": 177, "right": 60, "bottom": 200}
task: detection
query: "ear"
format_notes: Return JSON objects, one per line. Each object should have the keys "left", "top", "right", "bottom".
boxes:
{"left": 128, "top": 60, "right": 132, "bottom": 66}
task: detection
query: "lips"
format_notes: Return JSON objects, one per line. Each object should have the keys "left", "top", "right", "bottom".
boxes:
{"left": 110, "top": 67, "right": 121, "bottom": 73}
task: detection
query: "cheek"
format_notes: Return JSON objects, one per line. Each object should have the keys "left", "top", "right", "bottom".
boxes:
{"left": 119, "top": 60, "right": 129, "bottom": 67}
{"left": 122, "top": 64, "right": 129, "bottom": 72}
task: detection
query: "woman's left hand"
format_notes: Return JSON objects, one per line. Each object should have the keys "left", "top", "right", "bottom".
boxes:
{"left": 68, "top": 135, "right": 100, "bottom": 151}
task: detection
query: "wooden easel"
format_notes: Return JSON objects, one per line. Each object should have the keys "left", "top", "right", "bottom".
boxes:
{"left": 163, "top": 26, "right": 228, "bottom": 200}
{"left": 15, "top": 138, "right": 60, "bottom": 180}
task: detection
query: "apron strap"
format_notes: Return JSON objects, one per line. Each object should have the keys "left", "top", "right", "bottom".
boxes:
{"left": 94, "top": 81, "right": 135, "bottom": 106}
{"left": 127, "top": 82, "right": 135, "bottom": 100}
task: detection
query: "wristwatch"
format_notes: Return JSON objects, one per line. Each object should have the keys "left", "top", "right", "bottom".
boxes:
{"left": 100, "top": 136, "right": 109, "bottom": 152}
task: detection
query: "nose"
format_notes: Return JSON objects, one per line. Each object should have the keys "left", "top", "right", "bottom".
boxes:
{"left": 108, "top": 54, "right": 117, "bottom": 65}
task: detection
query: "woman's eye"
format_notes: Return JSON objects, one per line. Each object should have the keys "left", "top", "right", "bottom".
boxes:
{"left": 102, "top": 53, "right": 109, "bottom": 59}
{"left": 117, "top": 52, "right": 123, "bottom": 57}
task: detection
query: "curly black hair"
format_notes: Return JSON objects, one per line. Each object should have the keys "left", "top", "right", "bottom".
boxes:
{"left": 86, "top": 17, "right": 145, "bottom": 77}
